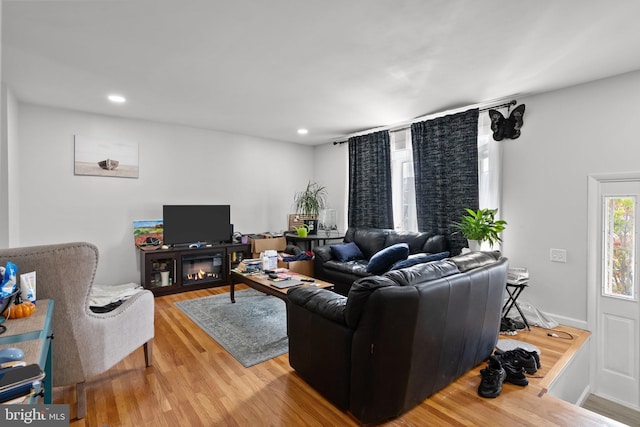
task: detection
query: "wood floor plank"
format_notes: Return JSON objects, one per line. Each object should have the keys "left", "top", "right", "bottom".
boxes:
{"left": 53, "top": 286, "right": 625, "bottom": 426}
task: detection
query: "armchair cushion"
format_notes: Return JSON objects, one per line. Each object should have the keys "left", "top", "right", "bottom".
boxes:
{"left": 287, "top": 287, "right": 347, "bottom": 325}
{"left": 345, "top": 275, "right": 398, "bottom": 328}
{"left": 330, "top": 242, "right": 364, "bottom": 262}
{"left": 366, "top": 243, "right": 409, "bottom": 275}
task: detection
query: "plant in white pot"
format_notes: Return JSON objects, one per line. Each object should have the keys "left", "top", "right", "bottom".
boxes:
{"left": 293, "top": 181, "right": 327, "bottom": 235}
{"left": 451, "top": 208, "right": 507, "bottom": 251}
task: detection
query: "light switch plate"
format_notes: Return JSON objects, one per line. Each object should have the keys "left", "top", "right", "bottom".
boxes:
{"left": 550, "top": 248, "right": 567, "bottom": 263}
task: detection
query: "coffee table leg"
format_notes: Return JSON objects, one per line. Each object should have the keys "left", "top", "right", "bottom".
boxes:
{"left": 230, "top": 281, "right": 235, "bottom": 303}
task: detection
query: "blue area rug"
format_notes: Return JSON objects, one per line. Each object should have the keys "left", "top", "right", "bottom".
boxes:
{"left": 175, "top": 289, "right": 288, "bottom": 367}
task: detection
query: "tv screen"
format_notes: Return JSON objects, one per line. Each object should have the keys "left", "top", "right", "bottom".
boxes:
{"left": 163, "top": 205, "right": 231, "bottom": 246}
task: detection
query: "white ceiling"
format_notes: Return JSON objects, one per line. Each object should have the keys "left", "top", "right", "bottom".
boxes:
{"left": 3, "top": 0, "right": 640, "bottom": 145}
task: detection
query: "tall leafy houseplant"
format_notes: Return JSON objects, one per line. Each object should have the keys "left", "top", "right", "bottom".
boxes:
{"left": 451, "top": 208, "right": 507, "bottom": 250}
{"left": 294, "top": 181, "right": 327, "bottom": 217}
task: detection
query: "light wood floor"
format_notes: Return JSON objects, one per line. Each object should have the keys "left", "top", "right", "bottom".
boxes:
{"left": 54, "top": 285, "right": 627, "bottom": 426}
{"left": 583, "top": 394, "right": 640, "bottom": 427}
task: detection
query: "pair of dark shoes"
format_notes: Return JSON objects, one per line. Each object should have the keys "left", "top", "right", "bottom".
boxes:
{"left": 495, "top": 347, "right": 541, "bottom": 375}
{"left": 478, "top": 349, "right": 540, "bottom": 398}
{"left": 499, "top": 317, "right": 526, "bottom": 335}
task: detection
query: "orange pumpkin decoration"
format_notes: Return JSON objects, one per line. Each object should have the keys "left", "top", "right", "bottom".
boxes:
{"left": 2, "top": 298, "right": 36, "bottom": 319}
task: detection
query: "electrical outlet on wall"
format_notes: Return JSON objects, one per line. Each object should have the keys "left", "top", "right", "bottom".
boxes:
{"left": 550, "top": 248, "right": 567, "bottom": 263}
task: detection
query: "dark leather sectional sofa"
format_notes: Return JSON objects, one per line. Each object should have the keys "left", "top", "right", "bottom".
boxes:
{"left": 287, "top": 251, "right": 508, "bottom": 424}
{"left": 313, "top": 227, "right": 450, "bottom": 295}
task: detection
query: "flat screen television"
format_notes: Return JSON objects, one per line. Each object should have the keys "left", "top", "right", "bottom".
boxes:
{"left": 163, "top": 205, "right": 231, "bottom": 246}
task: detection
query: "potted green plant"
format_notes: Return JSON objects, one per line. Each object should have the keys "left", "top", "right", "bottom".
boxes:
{"left": 294, "top": 181, "right": 327, "bottom": 235}
{"left": 451, "top": 208, "right": 507, "bottom": 251}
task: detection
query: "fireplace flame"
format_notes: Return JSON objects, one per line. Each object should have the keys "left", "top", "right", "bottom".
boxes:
{"left": 187, "top": 268, "right": 215, "bottom": 281}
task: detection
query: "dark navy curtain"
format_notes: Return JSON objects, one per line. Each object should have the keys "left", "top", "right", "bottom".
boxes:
{"left": 412, "top": 109, "right": 479, "bottom": 255}
{"left": 348, "top": 130, "right": 393, "bottom": 229}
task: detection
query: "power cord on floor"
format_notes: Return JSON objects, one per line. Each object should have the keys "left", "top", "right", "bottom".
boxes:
{"left": 543, "top": 328, "right": 574, "bottom": 340}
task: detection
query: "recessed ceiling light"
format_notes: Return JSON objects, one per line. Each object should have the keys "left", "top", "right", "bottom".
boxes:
{"left": 108, "top": 94, "right": 126, "bottom": 103}
{"left": 297, "top": 128, "right": 308, "bottom": 135}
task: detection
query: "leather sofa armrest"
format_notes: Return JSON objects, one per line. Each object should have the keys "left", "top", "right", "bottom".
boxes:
{"left": 313, "top": 244, "right": 334, "bottom": 262}
{"left": 287, "top": 287, "right": 347, "bottom": 325}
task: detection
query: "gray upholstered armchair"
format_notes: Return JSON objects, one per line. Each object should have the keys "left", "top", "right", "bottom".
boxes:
{"left": 0, "top": 242, "right": 154, "bottom": 419}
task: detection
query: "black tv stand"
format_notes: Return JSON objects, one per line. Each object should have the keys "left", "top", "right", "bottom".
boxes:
{"left": 139, "top": 242, "right": 250, "bottom": 296}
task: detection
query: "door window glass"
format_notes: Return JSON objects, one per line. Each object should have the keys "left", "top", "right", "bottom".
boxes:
{"left": 603, "top": 196, "right": 636, "bottom": 299}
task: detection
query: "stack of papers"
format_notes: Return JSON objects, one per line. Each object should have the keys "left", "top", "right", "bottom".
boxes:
{"left": 507, "top": 268, "right": 529, "bottom": 285}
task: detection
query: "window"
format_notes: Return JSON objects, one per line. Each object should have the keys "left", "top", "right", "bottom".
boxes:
{"left": 477, "top": 109, "right": 503, "bottom": 213}
{"left": 388, "top": 111, "right": 502, "bottom": 235}
{"left": 390, "top": 128, "right": 417, "bottom": 232}
{"left": 603, "top": 195, "right": 636, "bottom": 299}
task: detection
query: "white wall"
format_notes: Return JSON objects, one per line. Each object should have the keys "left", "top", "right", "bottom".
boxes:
{"left": 313, "top": 141, "right": 348, "bottom": 232}
{"left": 502, "top": 70, "right": 640, "bottom": 325}
{"left": 15, "top": 104, "right": 314, "bottom": 285}
{"left": 1, "top": 86, "right": 18, "bottom": 247}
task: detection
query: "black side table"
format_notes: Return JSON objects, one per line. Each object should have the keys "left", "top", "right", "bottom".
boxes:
{"left": 284, "top": 231, "right": 344, "bottom": 251}
{"left": 502, "top": 282, "right": 531, "bottom": 330}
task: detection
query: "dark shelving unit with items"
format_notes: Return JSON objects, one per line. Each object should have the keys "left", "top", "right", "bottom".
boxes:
{"left": 139, "top": 243, "right": 250, "bottom": 296}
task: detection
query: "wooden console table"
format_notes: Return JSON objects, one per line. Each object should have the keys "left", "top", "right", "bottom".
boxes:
{"left": 0, "top": 299, "right": 54, "bottom": 403}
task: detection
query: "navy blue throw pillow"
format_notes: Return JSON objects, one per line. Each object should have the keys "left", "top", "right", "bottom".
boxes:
{"left": 366, "top": 243, "right": 410, "bottom": 275}
{"left": 330, "top": 242, "right": 365, "bottom": 262}
{"left": 389, "top": 251, "right": 450, "bottom": 271}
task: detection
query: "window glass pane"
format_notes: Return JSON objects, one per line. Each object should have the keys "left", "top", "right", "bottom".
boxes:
{"left": 603, "top": 196, "right": 636, "bottom": 299}
{"left": 390, "top": 129, "right": 417, "bottom": 232}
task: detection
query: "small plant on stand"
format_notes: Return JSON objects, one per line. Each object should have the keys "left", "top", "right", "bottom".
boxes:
{"left": 451, "top": 208, "right": 507, "bottom": 251}
{"left": 293, "top": 181, "right": 327, "bottom": 235}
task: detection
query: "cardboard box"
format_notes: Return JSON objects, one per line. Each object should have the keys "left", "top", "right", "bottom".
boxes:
{"left": 249, "top": 236, "right": 286, "bottom": 255}
{"left": 277, "top": 260, "right": 314, "bottom": 277}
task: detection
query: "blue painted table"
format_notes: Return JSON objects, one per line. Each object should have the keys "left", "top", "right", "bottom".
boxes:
{"left": 0, "top": 299, "right": 54, "bottom": 403}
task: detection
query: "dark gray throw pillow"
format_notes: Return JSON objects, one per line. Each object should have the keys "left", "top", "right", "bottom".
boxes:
{"left": 366, "top": 243, "right": 410, "bottom": 275}
{"left": 389, "top": 251, "right": 450, "bottom": 270}
{"left": 330, "top": 242, "right": 365, "bottom": 262}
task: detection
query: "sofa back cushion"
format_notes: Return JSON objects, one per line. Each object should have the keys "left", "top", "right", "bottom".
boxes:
{"left": 385, "top": 231, "right": 431, "bottom": 254}
{"left": 448, "top": 250, "right": 501, "bottom": 272}
{"left": 350, "top": 228, "right": 389, "bottom": 260}
{"left": 384, "top": 259, "right": 460, "bottom": 286}
{"left": 345, "top": 258, "right": 460, "bottom": 328}
{"left": 422, "top": 234, "right": 450, "bottom": 254}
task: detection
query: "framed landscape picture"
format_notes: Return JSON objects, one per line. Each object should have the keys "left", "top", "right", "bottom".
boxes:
{"left": 74, "top": 135, "right": 139, "bottom": 178}
{"left": 133, "top": 220, "right": 163, "bottom": 248}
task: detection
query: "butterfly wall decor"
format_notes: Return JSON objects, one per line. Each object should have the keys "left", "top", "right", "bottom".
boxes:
{"left": 488, "top": 104, "right": 525, "bottom": 141}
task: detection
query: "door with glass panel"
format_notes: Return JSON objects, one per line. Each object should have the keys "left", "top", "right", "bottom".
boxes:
{"left": 597, "top": 181, "right": 640, "bottom": 409}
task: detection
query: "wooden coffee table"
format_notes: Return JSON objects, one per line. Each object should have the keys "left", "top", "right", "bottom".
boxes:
{"left": 229, "top": 270, "right": 334, "bottom": 303}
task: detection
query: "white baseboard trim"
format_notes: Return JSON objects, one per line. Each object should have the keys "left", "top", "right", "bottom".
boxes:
{"left": 546, "top": 312, "right": 588, "bottom": 331}
{"left": 576, "top": 384, "right": 592, "bottom": 407}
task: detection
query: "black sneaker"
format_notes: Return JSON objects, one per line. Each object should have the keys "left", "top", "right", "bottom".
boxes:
{"left": 478, "top": 356, "right": 507, "bottom": 398}
{"left": 495, "top": 348, "right": 539, "bottom": 374}
{"left": 495, "top": 347, "right": 542, "bottom": 374}
{"left": 500, "top": 359, "right": 529, "bottom": 386}
{"left": 512, "top": 319, "right": 527, "bottom": 330}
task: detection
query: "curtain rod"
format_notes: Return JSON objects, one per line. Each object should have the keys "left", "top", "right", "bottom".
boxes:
{"left": 332, "top": 99, "right": 517, "bottom": 145}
